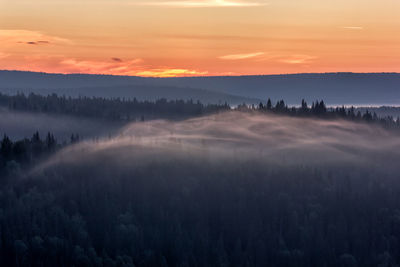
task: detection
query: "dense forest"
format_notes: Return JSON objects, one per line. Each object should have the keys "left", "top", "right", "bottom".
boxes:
{"left": 243, "top": 99, "right": 400, "bottom": 130}
{"left": 1, "top": 93, "right": 400, "bottom": 130}
{"left": 0, "top": 131, "right": 80, "bottom": 177}
{"left": 3, "top": 156, "right": 400, "bottom": 267}
{"left": 1, "top": 95, "right": 400, "bottom": 266}
{"left": 0, "top": 93, "right": 230, "bottom": 121}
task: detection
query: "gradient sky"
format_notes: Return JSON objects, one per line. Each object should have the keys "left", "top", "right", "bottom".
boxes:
{"left": 1, "top": 0, "right": 399, "bottom": 77}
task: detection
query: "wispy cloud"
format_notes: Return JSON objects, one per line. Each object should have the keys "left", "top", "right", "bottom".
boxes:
{"left": 23, "top": 40, "right": 51, "bottom": 45}
{"left": 279, "top": 55, "right": 316, "bottom": 65}
{"left": 0, "top": 30, "right": 71, "bottom": 46}
{"left": 59, "top": 58, "right": 207, "bottom": 77}
{"left": 219, "top": 52, "right": 264, "bottom": 60}
{"left": 60, "top": 58, "right": 143, "bottom": 75}
{"left": 111, "top": 57, "right": 123, "bottom": 62}
{"left": 135, "top": 68, "right": 208, "bottom": 77}
{"left": 0, "top": 53, "right": 208, "bottom": 77}
{"left": 135, "top": 0, "right": 267, "bottom": 8}
{"left": 342, "top": 26, "right": 364, "bottom": 30}
{"left": 0, "top": 52, "right": 10, "bottom": 59}
{"left": 162, "top": 34, "right": 264, "bottom": 41}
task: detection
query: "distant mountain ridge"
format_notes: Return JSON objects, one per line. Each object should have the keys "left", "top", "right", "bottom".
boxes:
{"left": 1, "top": 70, "right": 400, "bottom": 105}
{"left": 156, "top": 72, "right": 400, "bottom": 105}
{"left": 0, "top": 70, "right": 260, "bottom": 105}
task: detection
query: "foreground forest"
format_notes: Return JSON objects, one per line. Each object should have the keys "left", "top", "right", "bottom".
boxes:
{"left": 1, "top": 107, "right": 400, "bottom": 266}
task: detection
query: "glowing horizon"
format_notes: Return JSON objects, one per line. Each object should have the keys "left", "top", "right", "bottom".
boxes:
{"left": 1, "top": 0, "right": 399, "bottom": 77}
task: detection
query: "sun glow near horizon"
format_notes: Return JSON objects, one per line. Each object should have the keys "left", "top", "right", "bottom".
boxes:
{"left": 0, "top": 0, "right": 399, "bottom": 77}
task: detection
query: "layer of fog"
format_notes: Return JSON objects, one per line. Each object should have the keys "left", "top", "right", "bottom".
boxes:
{"left": 0, "top": 108, "right": 122, "bottom": 141}
{"left": 35, "top": 111, "right": 400, "bottom": 173}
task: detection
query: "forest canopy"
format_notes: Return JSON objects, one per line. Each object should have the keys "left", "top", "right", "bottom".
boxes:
{"left": 1, "top": 111, "right": 400, "bottom": 266}
{"left": 1, "top": 90, "right": 400, "bottom": 267}
{"left": 1, "top": 92, "right": 400, "bottom": 130}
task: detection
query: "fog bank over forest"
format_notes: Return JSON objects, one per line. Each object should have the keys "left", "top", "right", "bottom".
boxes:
{"left": 37, "top": 111, "right": 400, "bottom": 172}
{"left": 5, "top": 111, "right": 400, "bottom": 267}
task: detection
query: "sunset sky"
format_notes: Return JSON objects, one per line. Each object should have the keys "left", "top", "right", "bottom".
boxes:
{"left": 1, "top": 0, "right": 399, "bottom": 77}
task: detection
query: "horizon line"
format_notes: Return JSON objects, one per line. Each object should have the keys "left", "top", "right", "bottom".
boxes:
{"left": 1, "top": 69, "right": 400, "bottom": 78}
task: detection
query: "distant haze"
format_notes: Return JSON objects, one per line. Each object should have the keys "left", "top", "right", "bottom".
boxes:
{"left": 1, "top": 71, "right": 400, "bottom": 105}
{"left": 0, "top": 108, "right": 122, "bottom": 141}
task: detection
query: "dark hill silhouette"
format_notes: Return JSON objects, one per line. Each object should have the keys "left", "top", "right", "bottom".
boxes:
{"left": 0, "top": 71, "right": 259, "bottom": 105}
{"left": 156, "top": 73, "right": 400, "bottom": 105}
{"left": 1, "top": 70, "right": 400, "bottom": 105}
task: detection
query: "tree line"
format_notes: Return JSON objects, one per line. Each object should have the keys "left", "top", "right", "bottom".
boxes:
{"left": 244, "top": 98, "right": 400, "bottom": 130}
{"left": 0, "top": 93, "right": 230, "bottom": 121}
{"left": 2, "top": 92, "right": 400, "bottom": 130}
{"left": 0, "top": 131, "right": 79, "bottom": 178}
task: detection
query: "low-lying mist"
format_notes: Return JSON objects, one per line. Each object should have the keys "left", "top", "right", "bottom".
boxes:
{"left": 0, "top": 108, "right": 123, "bottom": 141}
{"left": 36, "top": 111, "right": 400, "bottom": 173}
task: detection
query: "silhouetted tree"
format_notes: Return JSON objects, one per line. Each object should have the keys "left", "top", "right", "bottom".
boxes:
{"left": 266, "top": 98, "right": 272, "bottom": 110}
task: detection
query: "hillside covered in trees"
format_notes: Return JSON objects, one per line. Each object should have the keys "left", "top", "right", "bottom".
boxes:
{"left": 0, "top": 93, "right": 230, "bottom": 122}
{"left": 1, "top": 92, "right": 400, "bottom": 131}
{"left": 1, "top": 94, "right": 400, "bottom": 267}
{"left": 1, "top": 111, "right": 400, "bottom": 267}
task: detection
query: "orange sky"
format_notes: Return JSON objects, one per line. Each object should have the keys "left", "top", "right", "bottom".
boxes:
{"left": 0, "top": 0, "right": 399, "bottom": 77}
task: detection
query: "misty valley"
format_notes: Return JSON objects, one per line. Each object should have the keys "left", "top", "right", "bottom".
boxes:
{"left": 1, "top": 91, "right": 400, "bottom": 267}
{"left": 3, "top": 0, "right": 400, "bottom": 264}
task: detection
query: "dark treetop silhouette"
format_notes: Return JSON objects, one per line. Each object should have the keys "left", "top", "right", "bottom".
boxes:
{"left": 1, "top": 95, "right": 400, "bottom": 267}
